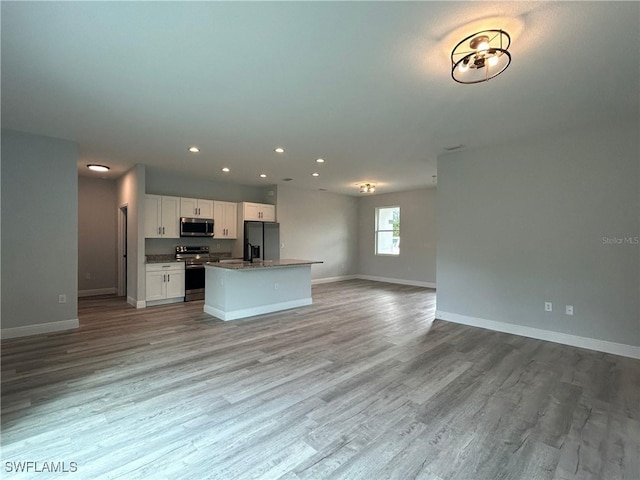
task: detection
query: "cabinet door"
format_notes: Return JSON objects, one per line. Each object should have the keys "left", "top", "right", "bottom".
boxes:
{"left": 181, "top": 198, "right": 198, "bottom": 217}
{"left": 224, "top": 202, "right": 238, "bottom": 238}
{"left": 144, "top": 195, "right": 162, "bottom": 238}
{"left": 161, "top": 196, "right": 180, "bottom": 238}
{"left": 213, "top": 201, "right": 225, "bottom": 237}
{"left": 165, "top": 269, "right": 185, "bottom": 299}
{"left": 145, "top": 271, "right": 166, "bottom": 301}
{"left": 197, "top": 200, "right": 214, "bottom": 219}
{"left": 243, "top": 202, "right": 261, "bottom": 221}
{"left": 261, "top": 204, "right": 276, "bottom": 222}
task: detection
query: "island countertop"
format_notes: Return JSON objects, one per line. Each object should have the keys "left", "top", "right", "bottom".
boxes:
{"left": 205, "top": 259, "right": 322, "bottom": 270}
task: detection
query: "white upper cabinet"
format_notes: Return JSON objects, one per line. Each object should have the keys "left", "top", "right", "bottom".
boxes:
{"left": 180, "top": 198, "right": 214, "bottom": 219}
{"left": 242, "top": 202, "right": 276, "bottom": 222}
{"left": 213, "top": 201, "right": 238, "bottom": 239}
{"left": 144, "top": 195, "right": 180, "bottom": 238}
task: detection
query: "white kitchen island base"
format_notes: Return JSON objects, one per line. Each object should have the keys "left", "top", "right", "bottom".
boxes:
{"left": 204, "top": 260, "right": 320, "bottom": 321}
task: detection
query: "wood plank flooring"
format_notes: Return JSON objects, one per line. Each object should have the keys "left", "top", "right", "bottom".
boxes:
{"left": 2, "top": 280, "right": 639, "bottom": 479}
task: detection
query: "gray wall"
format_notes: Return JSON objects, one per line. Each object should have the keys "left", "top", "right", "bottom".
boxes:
{"left": 1, "top": 129, "right": 78, "bottom": 330}
{"left": 78, "top": 176, "right": 117, "bottom": 293}
{"left": 436, "top": 121, "right": 639, "bottom": 347}
{"left": 116, "top": 164, "right": 146, "bottom": 304}
{"left": 146, "top": 166, "right": 274, "bottom": 204}
{"left": 358, "top": 188, "right": 437, "bottom": 286}
{"left": 276, "top": 185, "right": 358, "bottom": 280}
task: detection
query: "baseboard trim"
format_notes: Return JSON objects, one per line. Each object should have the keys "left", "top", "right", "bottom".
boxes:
{"left": 204, "top": 298, "right": 313, "bottom": 321}
{"left": 357, "top": 275, "right": 436, "bottom": 289}
{"left": 1, "top": 318, "right": 79, "bottom": 340}
{"left": 312, "top": 275, "right": 357, "bottom": 285}
{"left": 127, "top": 297, "right": 146, "bottom": 309}
{"left": 146, "top": 297, "right": 184, "bottom": 307}
{"left": 435, "top": 310, "right": 640, "bottom": 360}
{"left": 78, "top": 287, "right": 117, "bottom": 297}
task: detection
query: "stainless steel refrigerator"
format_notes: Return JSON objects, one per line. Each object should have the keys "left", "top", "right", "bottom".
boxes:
{"left": 244, "top": 221, "right": 280, "bottom": 261}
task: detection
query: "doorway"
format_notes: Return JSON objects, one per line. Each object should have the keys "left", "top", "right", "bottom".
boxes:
{"left": 117, "top": 205, "right": 128, "bottom": 297}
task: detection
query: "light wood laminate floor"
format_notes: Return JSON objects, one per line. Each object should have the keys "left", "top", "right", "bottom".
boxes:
{"left": 2, "top": 280, "right": 639, "bottom": 479}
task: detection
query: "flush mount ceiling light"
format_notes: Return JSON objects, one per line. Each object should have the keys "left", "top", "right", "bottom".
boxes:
{"left": 87, "top": 164, "right": 110, "bottom": 172}
{"left": 312, "top": 172, "right": 319, "bottom": 177}
{"left": 221, "top": 167, "right": 230, "bottom": 172}
{"left": 316, "top": 158, "right": 325, "bottom": 163}
{"left": 259, "top": 173, "right": 267, "bottom": 178}
{"left": 451, "top": 29, "right": 511, "bottom": 84}
{"left": 188, "top": 146, "right": 200, "bottom": 153}
{"left": 274, "top": 147, "right": 285, "bottom": 153}
{"left": 359, "top": 183, "right": 376, "bottom": 194}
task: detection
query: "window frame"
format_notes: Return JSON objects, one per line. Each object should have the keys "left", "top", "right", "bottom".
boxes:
{"left": 375, "top": 205, "right": 400, "bottom": 256}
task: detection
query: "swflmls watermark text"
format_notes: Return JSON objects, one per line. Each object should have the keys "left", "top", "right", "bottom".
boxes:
{"left": 602, "top": 236, "right": 639, "bottom": 245}
{"left": 4, "top": 461, "right": 78, "bottom": 474}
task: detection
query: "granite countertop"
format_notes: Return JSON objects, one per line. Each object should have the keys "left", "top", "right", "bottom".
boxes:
{"left": 205, "top": 259, "right": 323, "bottom": 270}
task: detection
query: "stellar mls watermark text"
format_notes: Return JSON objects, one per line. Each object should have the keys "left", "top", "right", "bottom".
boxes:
{"left": 602, "top": 236, "right": 639, "bottom": 245}
{"left": 4, "top": 461, "right": 78, "bottom": 474}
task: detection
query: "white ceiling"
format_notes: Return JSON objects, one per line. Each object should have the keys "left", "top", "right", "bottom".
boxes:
{"left": 2, "top": 2, "right": 638, "bottom": 195}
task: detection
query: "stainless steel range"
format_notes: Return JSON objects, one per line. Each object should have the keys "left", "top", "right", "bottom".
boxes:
{"left": 176, "top": 245, "right": 210, "bottom": 302}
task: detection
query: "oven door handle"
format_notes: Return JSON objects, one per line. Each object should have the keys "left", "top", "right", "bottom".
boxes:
{"left": 186, "top": 264, "right": 205, "bottom": 269}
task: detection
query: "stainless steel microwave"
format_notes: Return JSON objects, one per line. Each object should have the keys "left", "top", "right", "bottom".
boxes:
{"left": 180, "top": 217, "right": 214, "bottom": 237}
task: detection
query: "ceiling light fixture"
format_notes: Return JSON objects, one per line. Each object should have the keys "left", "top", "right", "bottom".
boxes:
{"left": 221, "top": 167, "right": 230, "bottom": 172}
{"left": 259, "top": 173, "right": 267, "bottom": 178}
{"left": 451, "top": 29, "right": 511, "bottom": 84}
{"left": 87, "top": 164, "right": 110, "bottom": 172}
{"left": 274, "top": 147, "right": 285, "bottom": 153}
{"left": 188, "top": 146, "right": 200, "bottom": 153}
{"left": 359, "top": 183, "right": 376, "bottom": 194}
{"left": 316, "top": 158, "right": 325, "bottom": 163}
{"left": 312, "top": 173, "right": 319, "bottom": 177}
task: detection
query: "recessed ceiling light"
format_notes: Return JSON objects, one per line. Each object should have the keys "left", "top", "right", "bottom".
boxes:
{"left": 259, "top": 174, "right": 267, "bottom": 178}
{"left": 282, "top": 178, "right": 293, "bottom": 182}
{"left": 316, "top": 158, "right": 325, "bottom": 163}
{"left": 274, "top": 147, "right": 285, "bottom": 153}
{"left": 188, "top": 146, "right": 200, "bottom": 153}
{"left": 87, "top": 164, "right": 110, "bottom": 172}
{"left": 312, "top": 173, "right": 319, "bottom": 177}
{"left": 319, "top": 188, "right": 327, "bottom": 192}
{"left": 221, "top": 167, "right": 230, "bottom": 172}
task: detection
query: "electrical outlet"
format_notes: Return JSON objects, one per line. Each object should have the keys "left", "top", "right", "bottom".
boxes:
{"left": 58, "top": 294, "right": 67, "bottom": 304}
{"left": 565, "top": 305, "right": 574, "bottom": 316}
{"left": 545, "top": 302, "right": 552, "bottom": 312}
{"left": 85, "top": 272, "right": 91, "bottom": 280}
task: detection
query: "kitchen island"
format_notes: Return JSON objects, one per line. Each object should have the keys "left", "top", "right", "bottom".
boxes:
{"left": 203, "top": 259, "right": 322, "bottom": 321}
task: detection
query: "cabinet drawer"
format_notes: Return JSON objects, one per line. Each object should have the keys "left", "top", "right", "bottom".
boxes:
{"left": 146, "top": 262, "right": 185, "bottom": 272}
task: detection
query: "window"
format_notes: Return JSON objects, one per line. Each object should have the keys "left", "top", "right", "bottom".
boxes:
{"left": 375, "top": 206, "right": 400, "bottom": 255}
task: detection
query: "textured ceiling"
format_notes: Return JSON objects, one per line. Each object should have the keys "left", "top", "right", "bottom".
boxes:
{"left": 2, "top": 2, "right": 638, "bottom": 195}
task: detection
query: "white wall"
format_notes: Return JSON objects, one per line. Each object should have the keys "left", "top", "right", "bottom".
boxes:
{"left": 276, "top": 185, "right": 358, "bottom": 280}
{"left": 78, "top": 176, "right": 117, "bottom": 294}
{"left": 436, "top": 122, "right": 639, "bottom": 355}
{"left": 116, "top": 164, "right": 146, "bottom": 306}
{"left": 1, "top": 129, "right": 79, "bottom": 336}
{"left": 357, "top": 188, "right": 436, "bottom": 287}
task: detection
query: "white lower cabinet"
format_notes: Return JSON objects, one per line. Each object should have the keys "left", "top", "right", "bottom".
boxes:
{"left": 145, "top": 262, "right": 185, "bottom": 305}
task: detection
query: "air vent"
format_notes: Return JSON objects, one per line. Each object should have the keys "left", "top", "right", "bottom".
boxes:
{"left": 443, "top": 144, "right": 465, "bottom": 151}
{"left": 282, "top": 178, "right": 293, "bottom": 182}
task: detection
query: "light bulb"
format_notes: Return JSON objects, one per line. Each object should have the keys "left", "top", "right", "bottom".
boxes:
{"left": 488, "top": 55, "right": 499, "bottom": 67}
{"left": 458, "top": 61, "right": 469, "bottom": 73}
{"left": 477, "top": 41, "right": 490, "bottom": 52}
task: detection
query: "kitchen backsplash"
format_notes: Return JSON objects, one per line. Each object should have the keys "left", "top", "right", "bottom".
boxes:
{"left": 145, "top": 237, "right": 235, "bottom": 255}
